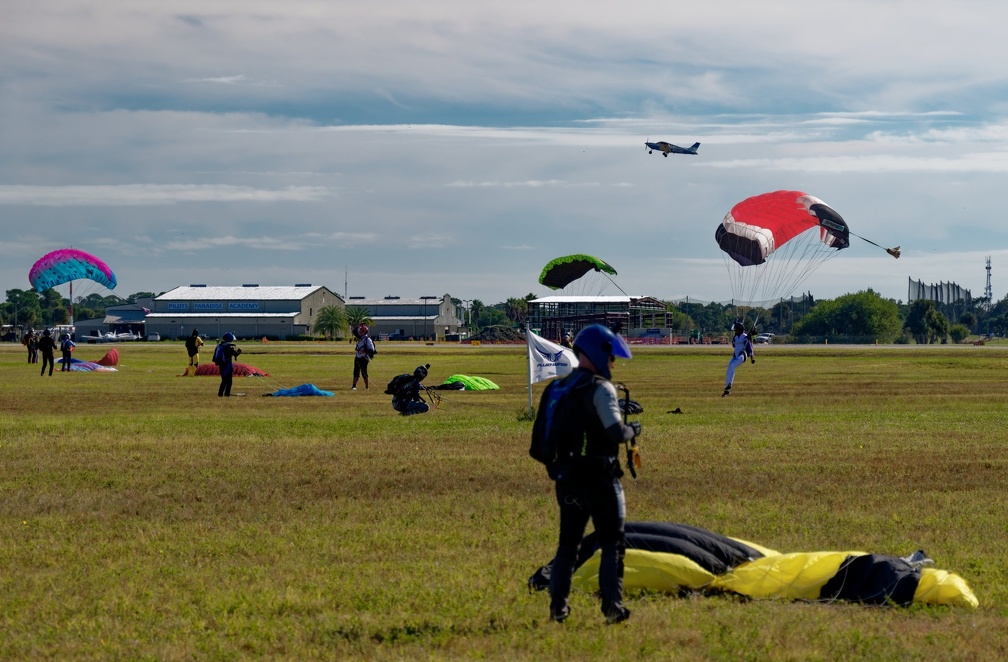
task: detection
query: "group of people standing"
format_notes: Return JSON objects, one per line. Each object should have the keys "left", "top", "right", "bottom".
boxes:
{"left": 22, "top": 329, "right": 74, "bottom": 376}
{"left": 183, "top": 328, "right": 242, "bottom": 396}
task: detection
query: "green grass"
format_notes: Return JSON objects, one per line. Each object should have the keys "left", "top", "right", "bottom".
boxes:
{"left": 2, "top": 340, "right": 1007, "bottom": 660}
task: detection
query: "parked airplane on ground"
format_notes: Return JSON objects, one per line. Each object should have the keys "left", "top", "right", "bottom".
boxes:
{"left": 645, "top": 140, "right": 700, "bottom": 156}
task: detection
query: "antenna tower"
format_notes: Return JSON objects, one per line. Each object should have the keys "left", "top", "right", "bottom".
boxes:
{"left": 985, "top": 256, "right": 993, "bottom": 308}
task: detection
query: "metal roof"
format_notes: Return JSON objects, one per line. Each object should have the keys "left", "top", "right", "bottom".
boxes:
{"left": 145, "top": 312, "right": 299, "bottom": 319}
{"left": 157, "top": 285, "right": 330, "bottom": 301}
{"left": 345, "top": 296, "right": 446, "bottom": 305}
{"left": 364, "top": 315, "right": 438, "bottom": 322}
{"left": 531, "top": 295, "right": 642, "bottom": 304}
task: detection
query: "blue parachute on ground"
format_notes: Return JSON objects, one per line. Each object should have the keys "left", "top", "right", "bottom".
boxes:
{"left": 266, "top": 383, "right": 333, "bottom": 397}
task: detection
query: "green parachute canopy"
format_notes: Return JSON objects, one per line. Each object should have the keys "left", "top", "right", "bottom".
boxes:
{"left": 538, "top": 254, "right": 618, "bottom": 290}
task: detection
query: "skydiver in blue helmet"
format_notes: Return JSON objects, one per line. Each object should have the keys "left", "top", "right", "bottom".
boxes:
{"left": 723, "top": 321, "right": 754, "bottom": 397}
{"left": 539, "top": 323, "right": 640, "bottom": 625}
{"left": 215, "top": 332, "right": 242, "bottom": 397}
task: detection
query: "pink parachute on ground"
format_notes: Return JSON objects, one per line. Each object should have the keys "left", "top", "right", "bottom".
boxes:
{"left": 29, "top": 248, "right": 117, "bottom": 293}
{"left": 191, "top": 363, "right": 269, "bottom": 377}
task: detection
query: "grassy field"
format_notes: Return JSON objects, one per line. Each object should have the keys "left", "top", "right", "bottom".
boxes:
{"left": 2, "top": 339, "right": 1007, "bottom": 660}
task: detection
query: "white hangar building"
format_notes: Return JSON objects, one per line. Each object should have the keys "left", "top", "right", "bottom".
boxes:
{"left": 146, "top": 284, "right": 342, "bottom": 340}
{"left": 344, "top": 294, "right": 464, "bottom": 340}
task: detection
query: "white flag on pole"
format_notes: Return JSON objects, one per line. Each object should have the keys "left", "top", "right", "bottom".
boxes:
{"left": 527, "top": 329, "right": 578, "bottom": 385}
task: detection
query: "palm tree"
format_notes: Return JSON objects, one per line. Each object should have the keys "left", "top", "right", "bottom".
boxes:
{"left": 505, "top": 297, "right": 528, "bottom": 326}
{"left": 344, "top": 305, "right": 374, "bottom": 336}
{"left": 470, "top": 299, "right": 485, "bottom": 331}
{"left": 313, "top": 305, "right": 347, "bottom": 340}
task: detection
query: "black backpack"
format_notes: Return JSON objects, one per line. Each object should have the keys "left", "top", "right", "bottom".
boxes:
{"left": 530, "top": 372, "right": 590, "bottom": 479}
{"left": 384, "top": 373, "right": 414, "bottom": 397}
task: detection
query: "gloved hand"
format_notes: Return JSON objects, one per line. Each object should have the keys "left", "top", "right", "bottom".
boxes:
{"left": 628, "top": 421, "right": 642, "bottom": 439}
{"left": 750, "top": 356, "right": 756, "bottom": 364}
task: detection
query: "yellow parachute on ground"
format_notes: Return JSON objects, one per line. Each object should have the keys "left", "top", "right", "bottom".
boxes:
{"left": 529, "top": 522, "right": 977, "bottom": 608}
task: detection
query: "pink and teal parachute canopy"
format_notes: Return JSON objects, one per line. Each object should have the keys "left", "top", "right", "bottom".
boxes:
{"left": 29, "top": 248, "right": 117, "bottom": 293}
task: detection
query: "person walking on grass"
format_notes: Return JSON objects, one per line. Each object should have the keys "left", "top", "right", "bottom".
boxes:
{"left": 38, "top": 329, "right": 57, "bottom": 377}
{"left": 23, "top": 329, "right": 34, "bottom": 363}
{"left": 352, "top": 324, "right": 376, "bottom": 390}
{"left": 536, "top": 323, "right": 640, "bottom": 625}
{"left": 184, "top": 328, "right": 204, "bottom": 370}
{"left": 214, "top": 332, "right": 242, "bottom": 397}
{"left": 723, "top": 321, "right": 755, "bottom": 397}
{"left": 60, "top": 333, "right": 75, "bottom": 371}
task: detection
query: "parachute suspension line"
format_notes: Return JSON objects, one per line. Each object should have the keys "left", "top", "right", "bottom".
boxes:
{"left": 722, "top": 227, "right": 844, "bottom": 330}
{"left": 604, "top": 272, "right": 629, "bottom": 297}
{"left": 850, "top": 231, "right": 901, "bottom": 259}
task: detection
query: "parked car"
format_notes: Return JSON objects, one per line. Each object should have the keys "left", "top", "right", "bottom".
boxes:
{"left": 754, "top": 333, "right": 774, "bottom": 344}
{"left": 146, "top": 332, "right": 161, "bottom": 341}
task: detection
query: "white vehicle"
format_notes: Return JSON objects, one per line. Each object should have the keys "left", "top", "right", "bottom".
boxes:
{"left": 754, "top": 333, "right": 774, "bottom": 344}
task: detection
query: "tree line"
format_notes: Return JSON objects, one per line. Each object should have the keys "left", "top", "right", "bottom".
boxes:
{"left": 3, "top": 288, "right": 1000, "bottom": 344}
{"left": 450, "top": 291, "right": 999, "bottom": 344}
{"left": 1, "top": 289, "right": 156, "bottom": 334}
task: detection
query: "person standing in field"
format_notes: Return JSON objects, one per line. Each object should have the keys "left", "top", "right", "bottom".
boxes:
{"left": 23, "top": 329, "right": 35, "bottom": 363}
{"left": 722, "top": 321, "right": 755, "bottom": 397}
{"left": 352, "top": 324, "right": 376, "bottom": 390}
{"left": 214, "top": 332, "right": 242, "bottom": 397}
{"left": 184, "top": 328, "right": 204, "bottom": 370}
{"left": 536, "top": 323, "right": 639, "bottom": 625}
{"left": 38, "top": 329, "right": 57, "bottom": 377}
{"left": 59, "top": 333, "right": 75, "bottom": 371}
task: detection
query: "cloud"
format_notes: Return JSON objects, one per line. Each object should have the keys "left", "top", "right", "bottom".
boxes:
{"left": 445, "top": 179, "right": 609, "bottom": 189}
{"left": 0, "top": 185, "right": 335, "bottom": 206}
{"left": 3, "top": 2, "right": 1008, "bottom": 306}
{"left": 161, "top": 235, "right": 305, "bottom": 251}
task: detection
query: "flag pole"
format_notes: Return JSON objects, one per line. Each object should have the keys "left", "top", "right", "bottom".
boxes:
{"left": 526, "top": 324, "right": 534, "bottom": 415}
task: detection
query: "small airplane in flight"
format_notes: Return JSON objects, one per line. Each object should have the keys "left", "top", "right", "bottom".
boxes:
{"left": 645, "top": 140, "right": 700, "bottom": 157}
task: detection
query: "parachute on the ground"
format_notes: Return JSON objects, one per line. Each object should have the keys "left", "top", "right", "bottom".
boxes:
{"left": 29, "top": 248, "right": 117, "bottom": 293}
{"left": 266, "top": 383, "right": 333, "bottom": 397}
{"left": 57, "top": 357, "right": 117, "bottom": 372}
{"left": 189, "top": 363, "right": 269, "bottom": 377}
{"left": 438, "top": 374, "right": 500, "bottom": 391}
{"left": 538, "top": 254, "right": 619, "bottom": 293}
{"left": 529, "top": 521, "right": 978, "bottom": 608}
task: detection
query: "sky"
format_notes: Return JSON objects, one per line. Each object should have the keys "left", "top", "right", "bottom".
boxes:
{"left": 4, "top": 1, "right": 1008, "bottom": 308}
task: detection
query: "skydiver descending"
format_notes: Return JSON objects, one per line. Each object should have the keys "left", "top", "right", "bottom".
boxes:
{"left": 722, "top": 322, "right": 754, "bottom": 397}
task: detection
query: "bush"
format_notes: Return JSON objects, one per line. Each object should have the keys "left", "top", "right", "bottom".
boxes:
{"left": 949, "top": 324, "right": 970, "bottom": 344}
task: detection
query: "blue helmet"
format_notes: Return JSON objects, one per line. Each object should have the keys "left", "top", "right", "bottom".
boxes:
{"left": 572, "top": 324, "right": 631, "bottom": 380}
{"left": 223, "top": 332, "right": 235, "bottom": 342}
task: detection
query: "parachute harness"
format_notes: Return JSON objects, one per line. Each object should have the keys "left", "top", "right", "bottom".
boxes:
{"left": 615, "top": 382, "right": 641, "bottom": 481}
